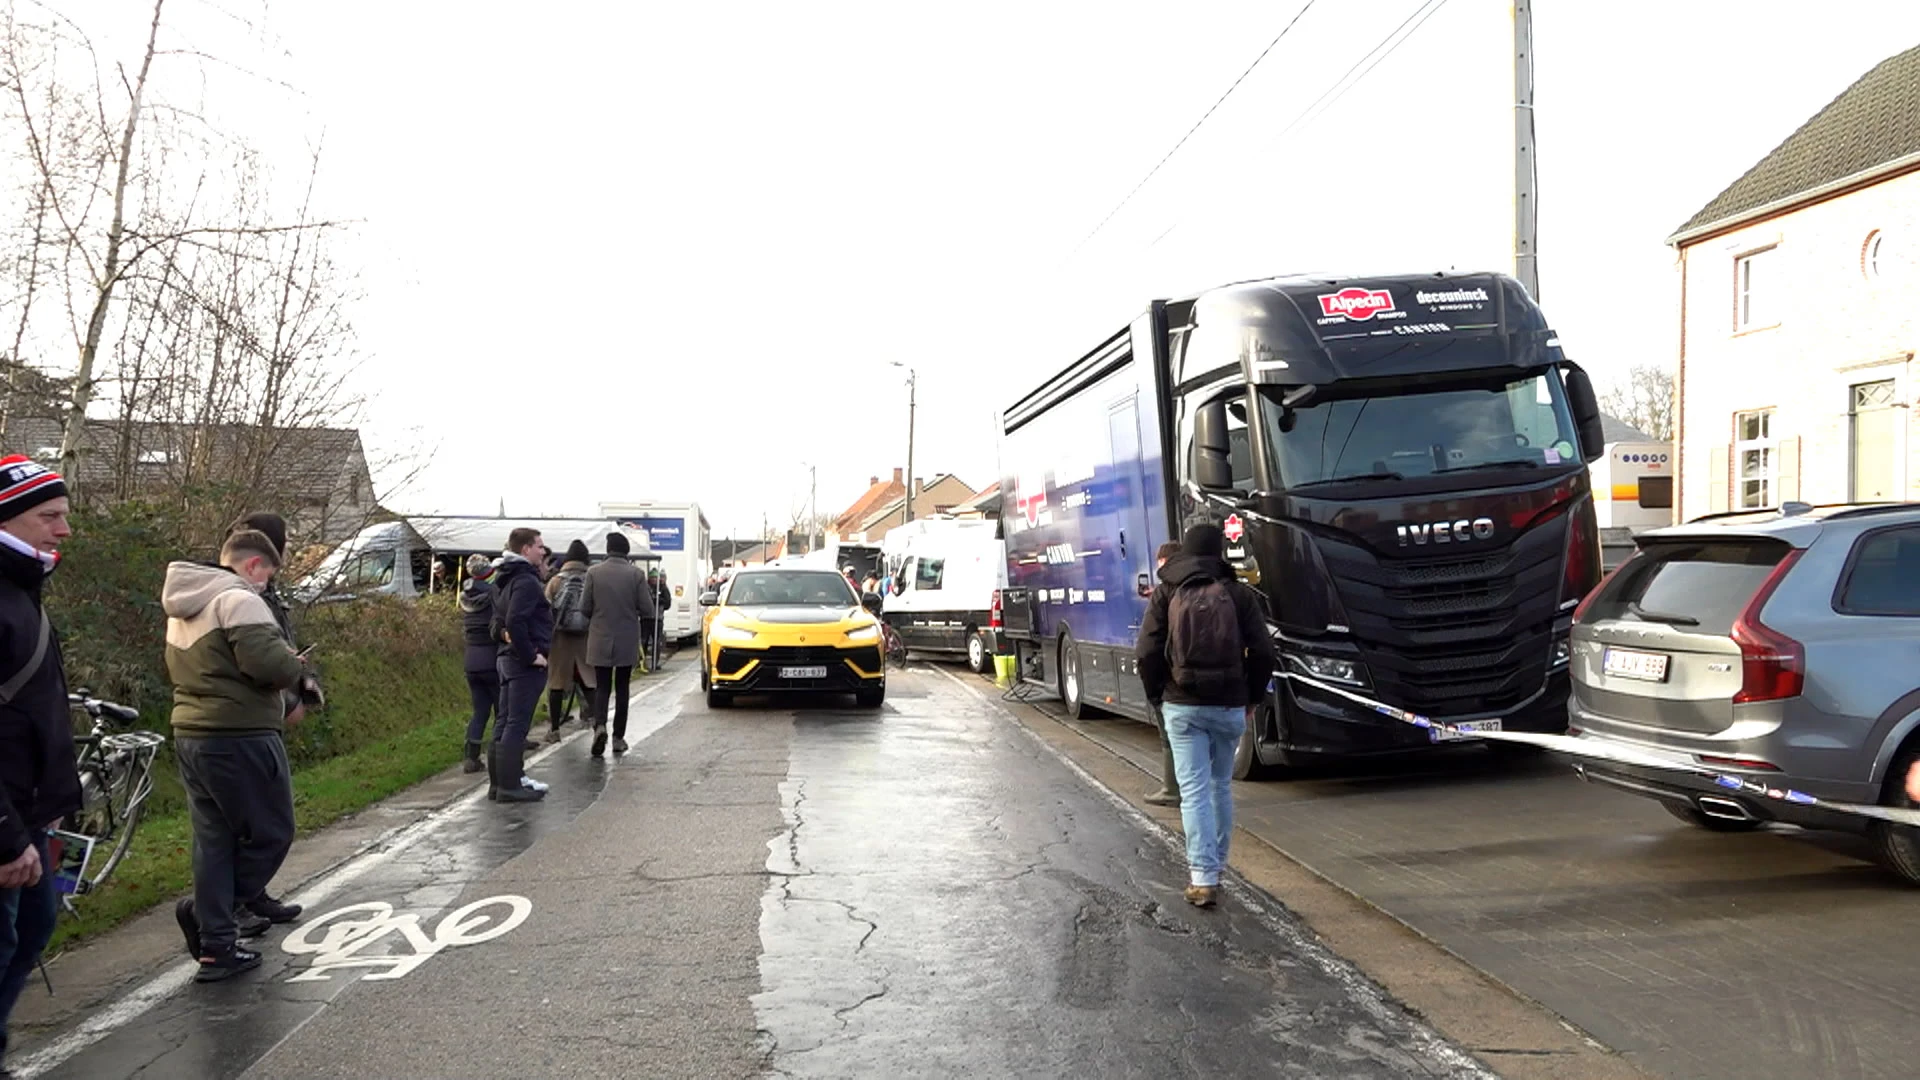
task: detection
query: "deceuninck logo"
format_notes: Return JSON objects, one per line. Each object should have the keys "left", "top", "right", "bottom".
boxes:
{"left": 1317, "top": 287, "right": 1396, "bottom": 321}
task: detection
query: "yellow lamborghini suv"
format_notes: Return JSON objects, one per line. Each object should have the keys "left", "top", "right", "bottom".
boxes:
{"left": 699, "top": 567, "right": 886, "bottom": 709}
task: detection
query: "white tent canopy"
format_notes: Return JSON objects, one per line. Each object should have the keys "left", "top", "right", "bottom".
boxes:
{"left": 405, "top": 516, "right": 654, "bottom": 559}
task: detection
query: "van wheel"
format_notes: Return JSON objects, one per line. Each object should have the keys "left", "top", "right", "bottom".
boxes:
{"left": 966, "top": 630, "right": 989, "bottom": 674}
{"left": 1058, "top": 632, "right": 1091, "bottom": 719}
{"left": 1662, "top": 800, "right": 1763, "bottom": 832}
{"left": 1871, "top": 749, "right": 1920, "bottom": 884}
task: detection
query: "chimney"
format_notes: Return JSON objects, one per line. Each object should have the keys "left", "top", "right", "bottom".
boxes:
{"left": 892, "top": 467, "right": 903, "bottom": 484}
{"left": 869, "top": 475, "right": 879, "bottom": 486}
{"left": 914, "top": 478, "right": 924, "bottom": 496}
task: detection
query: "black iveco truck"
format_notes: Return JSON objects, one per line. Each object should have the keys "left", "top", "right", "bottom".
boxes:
{"left": 996, "top": 272, "right": 1607, "bottom": 778}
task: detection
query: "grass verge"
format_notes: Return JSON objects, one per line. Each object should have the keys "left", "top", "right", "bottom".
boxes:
{"left": 49, "top": 708, "right": 469, "bottom": 955}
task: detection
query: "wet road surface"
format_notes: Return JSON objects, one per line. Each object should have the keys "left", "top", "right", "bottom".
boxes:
{"left": 15, "top": 661, "right": 1489, "bottom": 1079}
{"left": 1027, "top": 699, "right": 1920, "bottom": 1080}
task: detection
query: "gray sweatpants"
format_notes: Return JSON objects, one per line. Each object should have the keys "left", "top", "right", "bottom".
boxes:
{"left": 176, "top": 733, "right": 296, "bottom": 951}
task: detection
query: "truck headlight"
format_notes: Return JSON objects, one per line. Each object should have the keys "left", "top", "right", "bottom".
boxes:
{"left": 845, "top": 624, "right": 880, "bottom": 642}
{"left": 710, "top": 624, "right": 757, "bottom": 643}
{"left": 1285, "top": 653, "right": 1367, "bottom": 687}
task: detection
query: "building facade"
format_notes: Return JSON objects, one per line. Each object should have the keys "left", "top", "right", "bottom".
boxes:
{"left": 1672, "top": 45, "right": 1920, "bottom": 520}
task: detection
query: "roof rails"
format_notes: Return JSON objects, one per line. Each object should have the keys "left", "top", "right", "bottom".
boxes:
{"left": 1683, "top": 501, "right": 1920, "bottom": 525}
{"left": 1821, "top": 502, "right": 1920, "bottom": 521}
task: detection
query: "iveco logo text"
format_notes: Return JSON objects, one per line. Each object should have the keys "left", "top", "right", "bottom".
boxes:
{"left": 1396, "top": 518, "right": 1496, "bottom": 547}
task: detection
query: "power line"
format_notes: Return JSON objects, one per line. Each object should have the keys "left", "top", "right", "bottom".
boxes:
{"left": 1273, "top": 0, "right": 1457, "bottom": 143}
{"left": 1073, "top": 0, "right": 1322, "bottom": 255}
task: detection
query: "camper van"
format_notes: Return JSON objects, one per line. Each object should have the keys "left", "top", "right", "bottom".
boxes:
{"left": 599, "top": 501, "right": 712, "bottom": 641}
{"left": 294, "top": 517, "right": 654, "bottom": 603}
{"left": 879, "top": 518, "right": 1008, "bottom": 673}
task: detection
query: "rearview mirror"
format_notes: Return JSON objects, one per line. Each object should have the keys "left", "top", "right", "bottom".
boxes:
{"left": 1560, "top": 363, "right": 1606, "bottom": 464}
{"left": 1193, "top": 399, "right": 1236, "bottom": 490}
{"left": 699, "top": 591, "right": 719, "bottom": 606}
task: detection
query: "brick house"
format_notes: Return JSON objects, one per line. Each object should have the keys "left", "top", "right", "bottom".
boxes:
{"left": 1670, "top": 44, "right": 1920, "bottom": 520}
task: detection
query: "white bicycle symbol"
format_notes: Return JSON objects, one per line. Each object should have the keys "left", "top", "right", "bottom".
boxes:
{"left": 282, "top": 894, "right": 532, "bottom": 982}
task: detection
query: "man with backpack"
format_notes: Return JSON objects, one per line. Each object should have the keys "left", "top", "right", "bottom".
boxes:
{"left": 540, "top": 540, "right": 596, "bottom": 747}
{"left": 1135, "top": 523, "right": 1275, "bottom": 909}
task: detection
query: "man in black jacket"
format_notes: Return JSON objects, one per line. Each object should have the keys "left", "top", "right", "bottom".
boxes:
{"left": 491, "top": 529, "right": 551, "bottom": 803}
{"left": 0, "top": 455, "right": 78, "bottom": 1070}
{"left": 1135, "top": 523, "right": 1275, "bottom": 909}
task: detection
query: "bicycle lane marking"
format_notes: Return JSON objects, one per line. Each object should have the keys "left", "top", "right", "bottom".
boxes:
{"left": 12, "top": 666, "right": 696, "bottom": 1080}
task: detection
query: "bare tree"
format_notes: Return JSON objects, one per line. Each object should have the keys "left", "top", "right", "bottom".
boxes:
{"left": 1597, "top": 364, "right": 1675, "bottom": 442}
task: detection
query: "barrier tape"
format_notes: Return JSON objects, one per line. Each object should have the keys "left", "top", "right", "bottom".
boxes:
{"left": 1277, "top": 671, "right": 1920, "bottom": 828}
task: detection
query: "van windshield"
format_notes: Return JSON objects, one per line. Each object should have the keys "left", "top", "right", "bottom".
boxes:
{"left": 1260, "top": 371, "right": 1579, "bottom": 487}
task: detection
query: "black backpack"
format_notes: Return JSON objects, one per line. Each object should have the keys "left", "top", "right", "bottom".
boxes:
{"left": 553, "top": 571, "right": 590, "bottom": 634}
{"left": 1167, "top": 578, "right": 1244, "bottom": 699}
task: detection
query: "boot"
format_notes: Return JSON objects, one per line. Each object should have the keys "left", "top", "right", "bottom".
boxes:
{"left": 492, "top": 738, "right": 546, "bottom": 803}
{"left": 463, "top": 740, "right": 484, "bottom": 774}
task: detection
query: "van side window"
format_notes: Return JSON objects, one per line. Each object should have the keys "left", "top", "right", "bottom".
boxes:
{"left": 1837, "top": 527, "right": 1920, "bottom": 616}
{"left": 916, "top": 558, "right": 946, "bottom": 591}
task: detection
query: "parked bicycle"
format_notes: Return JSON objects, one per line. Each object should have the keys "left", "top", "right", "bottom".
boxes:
{"left": 880, "top": 621, "right": 909, "bottom": 670}
{"left": 54, "top": 691, "right": 163, "bottom": 907}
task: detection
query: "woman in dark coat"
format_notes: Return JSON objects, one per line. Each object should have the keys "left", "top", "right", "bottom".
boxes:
{"left": 458, "top": 555, "right": 500, "bottom": 773}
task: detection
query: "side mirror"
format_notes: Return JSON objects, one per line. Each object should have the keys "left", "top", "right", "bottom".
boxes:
{"left": 1193, "top": 399, "right": 1236, "bottom": 490}
{"left": 1561, "top": 363, "right": 1606, "bottom": 464}
{"left": 699, "top": 591, "right": 719, "bottom": 607}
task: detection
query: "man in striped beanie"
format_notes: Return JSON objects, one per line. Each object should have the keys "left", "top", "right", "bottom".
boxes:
{"left": 0, "top": 454, "right": 77, "bottom": 1072}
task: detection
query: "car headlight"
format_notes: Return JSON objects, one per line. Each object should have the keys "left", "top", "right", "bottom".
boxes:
{"left": 1285, "top": 652, "right": 1367, "bottom": 687}
{"left": 710, "top": 624, "right": 757, "bottom": 643}
{"left": 845, "top": 624, "right": 880, "bottom": 642}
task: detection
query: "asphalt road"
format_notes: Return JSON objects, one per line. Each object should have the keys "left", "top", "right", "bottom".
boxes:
{"left": 1028, "top": 698, "right": 1920, "bottom": 1080}
{"left": 14, "top": 661, "right": 1491, "bottom": 1080}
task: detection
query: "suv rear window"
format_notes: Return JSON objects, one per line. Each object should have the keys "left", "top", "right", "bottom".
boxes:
{"left": 1583, "top": 537, "right": 1793, "bottom": 635}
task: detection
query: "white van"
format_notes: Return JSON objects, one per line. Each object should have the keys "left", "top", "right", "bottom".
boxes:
{"left": 599, "top": 501, "right": 711, "bottom": 641}
{"left": 879, "top": 518, "right": 1007, "bottom": 673}
{"left": 294, "top": 517, "right": 654, "bottom": 603}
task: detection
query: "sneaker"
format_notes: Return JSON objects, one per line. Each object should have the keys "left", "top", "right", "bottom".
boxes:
{"left": 236, "top": 910, "right": 272, "bottom": 938}
{"left": 1184, "top": 885, "right": 1218, "bottom": 908}
{"left": 174, "top": 898, "right": 201, "bottom": 958}
{"left": 245, "top": 894, "right": 303, "bottom": 924}
{"left": 611, "top": 737, "right": 629, "bottom": 755}
{"left": 590, "top": 725, "right": 608, "bottom": 758}
{"left": 520, "top": 775, "right": 549, "bottom": 793}
{"left": 1142, "top": 789, "right": 1180, "bottom": 807}
{"left": 195, "top": 943, "right": 263, "bottom": 983}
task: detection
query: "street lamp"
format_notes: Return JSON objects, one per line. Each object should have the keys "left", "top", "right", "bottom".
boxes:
{"left": 799, "top": 461, "right": 819, "bottom": 554}
{"left": 890, "top": 361, "right": 916, "bottom": 526}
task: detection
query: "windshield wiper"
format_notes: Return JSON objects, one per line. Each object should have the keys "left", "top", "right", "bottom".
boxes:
{"left": 1434, "top": 458, "right": 1542, "bottom": 474}
{"left": 1628, "top": 601, "right": 1698, "bottom": 626}
{"left": 1290, "top": 471, "right": 1406, "bottom": 489}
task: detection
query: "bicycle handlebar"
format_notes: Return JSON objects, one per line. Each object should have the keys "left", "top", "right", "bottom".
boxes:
{"left": 69, "top": 692, "right": 140, "bottom": 724}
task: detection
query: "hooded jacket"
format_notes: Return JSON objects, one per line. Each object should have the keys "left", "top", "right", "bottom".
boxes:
{"left": 460, "top": 576, "right": 498, "bottom": 674}
{"left": 1135, "top": 553, "right": 1276, "bottom": 708}
{"left": 163, "top": 562, "right": 306, "bottom": 736}
{"left": 493, "top": 555, "right": 552, "bottom": 673}
{"left": 0, "top": 534, "right": 77, "bottom": 862}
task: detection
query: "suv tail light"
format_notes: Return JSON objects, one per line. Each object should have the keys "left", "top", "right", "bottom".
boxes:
{"left": 1561, "top": 499, "right": 1601, "bottom": 611}
{"left": 989, "top": 589, "right": 1003, "bottom": 630}
{"left": 1730, "top": 549, "right": 1805, "bottom": 704}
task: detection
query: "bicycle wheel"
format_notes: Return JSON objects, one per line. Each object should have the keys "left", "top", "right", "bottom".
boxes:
{"left": 68, "top": 743, "right": 160, "bottom": 891}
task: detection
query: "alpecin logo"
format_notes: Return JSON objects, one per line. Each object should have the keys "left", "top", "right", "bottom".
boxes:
{"left": 1317, "top": 287, "right": 1396, "bottom": 321}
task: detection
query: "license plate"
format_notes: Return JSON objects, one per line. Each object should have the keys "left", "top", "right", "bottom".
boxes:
{"left": 1603, "top": 647, "right": 1670, "bottom": 682}
{"left": 1431, "top": 718, "right": 1502, "bottom": 743}
{"left": 780, "top": 666, "right": 828, "bottom": 679}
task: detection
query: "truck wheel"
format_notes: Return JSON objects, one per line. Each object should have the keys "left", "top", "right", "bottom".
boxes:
{"left": 1232, "top": 716, "right": 1273, "bottom": 781}
{"left": 966, "top": 630, "right": 990, "bottom": 674}
{"left": 1871, "top": 747, "right": 1920, "bottom": 884}
{"left": 1058, "top": 632, "right": 1091, "bottom": 720}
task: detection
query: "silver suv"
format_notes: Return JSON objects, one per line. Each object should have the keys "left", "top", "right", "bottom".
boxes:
{"left": 1568, "top": 503, "right": 1920, "bottom": 881}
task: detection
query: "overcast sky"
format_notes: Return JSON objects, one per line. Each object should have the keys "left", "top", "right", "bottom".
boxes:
{"left": 63, "top": 1, "right": 1920, "bottom": 543}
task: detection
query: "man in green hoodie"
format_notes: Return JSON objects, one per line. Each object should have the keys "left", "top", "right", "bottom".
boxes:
{"left": 164, "top": 529, "right": 309, "bottom": 982}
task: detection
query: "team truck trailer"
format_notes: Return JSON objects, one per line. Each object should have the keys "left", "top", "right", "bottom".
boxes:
{"left": 599, "top": 501, "right": 712, "bottom": 641}
{"left": 995, "top": 272, "right": 1608, "bottom": 778}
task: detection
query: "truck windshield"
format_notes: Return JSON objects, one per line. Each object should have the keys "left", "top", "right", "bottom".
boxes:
{"left": 1260, "top": 371, "right": 1579, "bottom": 487}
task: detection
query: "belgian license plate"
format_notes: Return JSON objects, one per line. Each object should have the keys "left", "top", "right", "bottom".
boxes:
{"left": 1431, "top": 718, "right": 1502, "bottom": 743}
{"left": 1603, "top": 647, "right": 1670, "bottom": 682}
{"left": 780, "top": 666, "right": 828, "bottom": 679}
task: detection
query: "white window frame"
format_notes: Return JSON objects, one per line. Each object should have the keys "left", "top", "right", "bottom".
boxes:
{"left": 1735, "top": 246, "right": 1777, "bottom": 332}
{"left": 1734, "top": 408, "right": 1775, "bottom": 509}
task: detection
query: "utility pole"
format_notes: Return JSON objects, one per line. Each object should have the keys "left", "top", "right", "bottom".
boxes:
{"left": 1514, "top": 0, "right": 1539, "bottom": 299}
{"left": 761, "top": 511, "right": 768, "bottom": 564}
{"left": 891, "top": 362, "right": 918, "bottom": 526}
{"left": 810, "top": 464, "right": 819, "bottom": 553}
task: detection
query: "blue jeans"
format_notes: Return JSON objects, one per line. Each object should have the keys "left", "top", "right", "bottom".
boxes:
{"left": 0, "top": 833, "right": 56, "bottom": 1060}
{"left": 1161, "top": 703, "right": 1245, "bottom": 887}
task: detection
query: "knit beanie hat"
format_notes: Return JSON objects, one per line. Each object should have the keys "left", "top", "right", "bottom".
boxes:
{"left": 466, "top": 553, "right": 494, "bottom": 580}
{"left": 606, "top": 532, "right": 630, "bottom": 556}
{"left": 565, "top": 539, "right": 590, "bottom": 564}
{"left": 0, "top": 454, "right": 68, "bottom": 523}
{"left": 237, "top": 512, "right": 289, "bottom": 561}
{"left": 1180, "top": 522, "right": 1226, "bottom": 559}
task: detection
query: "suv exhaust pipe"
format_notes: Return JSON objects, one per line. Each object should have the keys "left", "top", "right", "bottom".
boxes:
{"left": 1695, "top": 795, "right": 1754, "bottom": 822}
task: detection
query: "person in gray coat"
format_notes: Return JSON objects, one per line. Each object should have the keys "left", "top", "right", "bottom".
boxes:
{"left": 582, "top": 532, "right": 654, "bottom": 758}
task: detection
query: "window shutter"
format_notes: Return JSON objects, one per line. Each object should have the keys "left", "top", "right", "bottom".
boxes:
{"left": 1708, "top": 445, "right": 1729, "bottom": 514}
{"left": 1776, "top": 436, "right": 1800, "bottom": 503}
